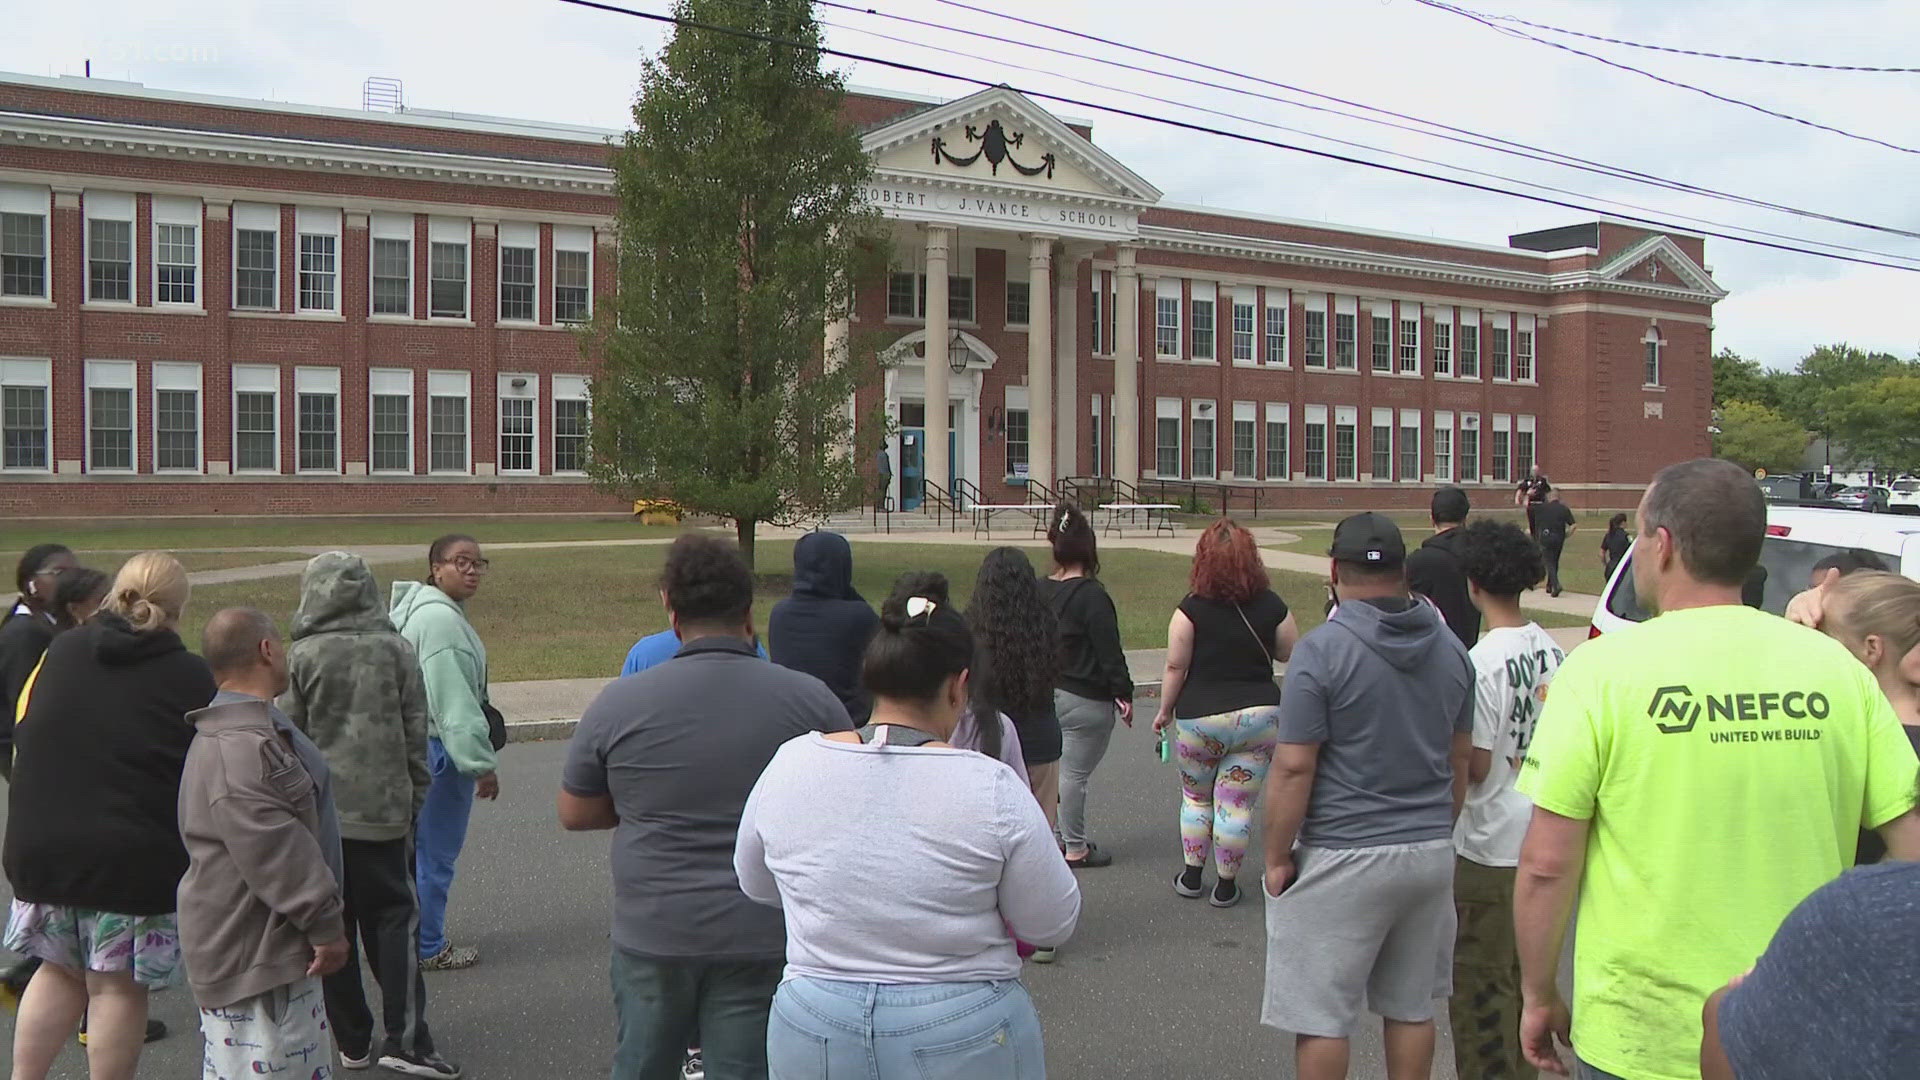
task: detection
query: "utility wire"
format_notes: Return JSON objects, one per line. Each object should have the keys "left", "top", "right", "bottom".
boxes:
{"left": 1414, "top": 0, "right": 1920, "bottom": 156}
{"left": 550, "top": 0, "right": 1920, "bottom": 274}
{"left": 920, "top": 0, "right": 1920, "bottom": 241}
{"left": 813, "top": 5, "right": 1920, "bottom": 264}
{"left": 1457, "top": 9, "right": 1920, "bottom": 73}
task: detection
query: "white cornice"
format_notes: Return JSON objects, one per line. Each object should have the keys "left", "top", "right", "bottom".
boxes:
{"left": 1591, "top": 233, "right": 1727, "bottom": 300}
{"left": 0, "top": 112, "right": 616, "bottom": 195}
{"left": 868, "top": 167, "right": 1147, "bottom": 214}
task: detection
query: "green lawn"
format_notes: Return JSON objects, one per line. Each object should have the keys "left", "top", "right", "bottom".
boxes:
{"left": 70, "top": 550, "right": 313, "bottom": 574}
{"left": 4, "top": 515, "right": 684, "bottom": 554}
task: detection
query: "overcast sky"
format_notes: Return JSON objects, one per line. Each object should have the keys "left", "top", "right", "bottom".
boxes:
{"left": 7, "top": 0, "right": 1919, "bottom": 370}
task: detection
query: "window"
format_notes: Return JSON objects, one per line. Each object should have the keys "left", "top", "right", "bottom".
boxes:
{"left": 1432, "top": 319, "right": 1453, "bottom": 377}
{"left": 498, "top": 223, "right": 538, "bottom": 322}
{"left": 232, "top": 365, "right": 279, "bottom": 473}
{"left": 1090, "top": 394, "right": 1105, "bottom": 477}
{"left": 1333, "top": 407, "right": 1356, "bottom": 481}
{"left": 1434, "top": 412, "right": 1454, "bottom": 483}
{"left": 1005, "top": 408, "right": 1030, "bottom": 476}
{"left": 1304, "top": 406, "right": 1327, "bottom": 480}
{"left": 1192, "top": 403, "right": 1216, "bottom": 478}
{"left": 1400, "top": 411, "right": 1421, "bottom": 483}
{"left": 888, "top": 272, "right": 917, "bottom": 318}
{"left": 1264, "top": 300, "right": 1287, "bottom": 366}
{"left": 1371, "top": 409, "right": 1394, "bottom": 481}
{"left": 370, "top": 369, "right": 413, "bottom": 474}
{"left": 1371, "top": 315, "right": 1393, "bottom": 372}
{"left": 1644, "top": 329, "right": 1663, "bottom": 386}
{"left": 554, "top": 225, "right": 593, "bottom": 323}
{"left": 298, "top": 234, "right": 336, "bottom": 313}
{"left": 886, "top": 268, "right": 971, "bottom": 322}
{"left": 1155, "top": 291, "right": 1181, "bottom": 358}
{"left": 1304, "top": 309, "right": 1327, "bottom": 368}
{"left": 371, "top": 213, "right": 413, "bottom": 316}
{"left": 1, "top": 359, "right": 50, "bottom": 471}
{"left": 153, "top": 363, "right": 201, "bottom": 472}
{"left": 1492, "top": 415, "right": 1512, "bottom": 482}
{"left": 947, "top": 276, "right": 974, "bottom": 323}
{"left": 1516, "top": 415, "right": 1536, "bottom": 479}
{"left": 554, "top": 375, "right": 590, "bottom": 474}
{"left": 1333, "top": 307, "right": 1356, "bottom": 370}
{"left": 86, "top": 361, "right": 135, "bottom": 472}
{"left": 1458, "top": 318, "right": 1481, "bottom": 380}
{"left": 1155, "top": 398, "right": 1181, "bottom": 476}
{"left": 1191, "top": 292, "right": 1215, "bottom": 361}
{"left": 1459, "top": 414, "right": 1480, "bottom": 483}
{"left": 1089, "top": 273, "right": 1109, "bottom": 355}
{"left": 1264, "top": 404, "right": 1289, "bottom": 479}
{"left": 429, "top": 221, "right": 469, "bottom": 319}
{"left": 1006, "top": 279, "right": 1030, "bottom": 326}
{"left": 1231, "top": 292, "right": 1256, "bottom": 363}
{"left": 1516, "top": 323, "right": 1535, "bottom": 382}
{"left": 498, "top": 374, "right": 537, "bottom": 474}
{"left": 86, "top": 193, "right": 134, "bottom": 303}
{"left": 428, "top": 372, "right": 469, "bottom": 473}
{"left": 1492, "top": 325, "right": 1512, "bottom": 381}
{"left": 1232, "top": 403, "right": 1256, "bottom": 477}
{"left": 296, "top": 367, "right": 339, "bottom": 472}
{"left": 1398, "top": 314, "right": 1420, "bottom": 375}
{"left": 1, "top": 185, "right": 49, "bottom": 299}
{"left": 154, "top": 197, "right": 201, "bottom": 306}
{"left": 234, "top": 203, "right": 279, "bottom": 310}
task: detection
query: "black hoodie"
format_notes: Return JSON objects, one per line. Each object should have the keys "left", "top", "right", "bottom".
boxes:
{"left": 1405, "top": 527, "right": 1480, "bottom": 649}
{"left": 2, "top": 613, "right": 215, "bottom": 914}
{"left": 769, "top": 532, "right": 880, "bottom": 725}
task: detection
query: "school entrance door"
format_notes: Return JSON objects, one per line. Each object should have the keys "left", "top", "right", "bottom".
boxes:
{"left": 898, "top": 402, "right": 957, "bottom": 512}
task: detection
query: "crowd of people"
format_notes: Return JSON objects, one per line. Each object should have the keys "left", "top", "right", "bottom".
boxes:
{"left": 0, "top": 455, "right": 1916, "bottom": 1080}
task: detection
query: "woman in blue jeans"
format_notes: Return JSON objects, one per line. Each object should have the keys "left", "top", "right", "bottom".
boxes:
{"left": 390, "top": 535, "right": 498, "bottom": 972}
{"left": 735, "top": 592, "right": 1081, "bottom": 1078}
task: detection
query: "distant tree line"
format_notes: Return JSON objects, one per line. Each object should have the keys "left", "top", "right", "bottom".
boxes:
{"left": 1712, "top": 344, "right": 1920, "bottom": 476}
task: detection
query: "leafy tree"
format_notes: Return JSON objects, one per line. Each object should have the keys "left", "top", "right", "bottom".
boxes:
{"left": 1822, "top": 375, "right": 1920, "bottom": 474}
{"left": 1711, "top": 400, "right": 1809, "bottom": 475}
{"left": 1711, "top": 348, "right": 1784, "bottom": 411}
{"left": 1776, "top": 343, "right": 1915, "bottom": 438}
{"left": 586, "top": 0, "right": 884, "bottom": 568}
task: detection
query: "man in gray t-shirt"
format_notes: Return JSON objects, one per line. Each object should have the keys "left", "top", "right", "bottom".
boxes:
{"left": 560, "top": 535, "right": 850, "bottom": 1080}
{"left": 1258, "top": 513, "right": 1474, "bottom": 1078}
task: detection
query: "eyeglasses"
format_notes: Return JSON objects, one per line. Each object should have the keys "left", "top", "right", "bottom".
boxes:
{"left": 446, "top": 556, "right": 491, "bottom": 573}
{"left": 905, "top": 595, "right": 937, "bottom": 622}
{"left": 30, "top": 567, "right": 69, "bottom": 579}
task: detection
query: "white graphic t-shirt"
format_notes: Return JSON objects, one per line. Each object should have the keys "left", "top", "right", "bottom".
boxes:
{"left": 1454, "top": 622, "right": 1563, "bottom": 866}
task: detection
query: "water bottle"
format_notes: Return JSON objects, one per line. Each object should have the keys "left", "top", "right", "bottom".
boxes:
{"left": 1155, "top": 733, "right": 1172, "bottom": 764}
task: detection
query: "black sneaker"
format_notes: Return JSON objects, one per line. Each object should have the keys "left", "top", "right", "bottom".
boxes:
{"left": 379, "top": 1050, "right": 462, "bottom": 1078}
{"left": 1065, "top": 843, "right": 1112, "bottom": 869}
{"left": 1173, "top": 866, "right": 1205, "bottom": 898}
{"left": 1210, "top": 879, "right": 1242, "bottom": 908}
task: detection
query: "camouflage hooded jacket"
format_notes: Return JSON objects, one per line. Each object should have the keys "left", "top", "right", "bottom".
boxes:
{"left": 279, "top": 552, "right": 431, "bottom": 842}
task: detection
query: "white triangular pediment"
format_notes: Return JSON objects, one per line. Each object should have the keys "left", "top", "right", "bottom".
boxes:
{"left": 862, "top": 87, "right": 1161, "bottom": 206}
{"left": 1595, "top": 234, "right": 1724, "bottom": 298}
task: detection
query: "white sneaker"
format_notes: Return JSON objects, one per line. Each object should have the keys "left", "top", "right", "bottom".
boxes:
{"left": 339, "top": 1048, "right": 373, "bottom": 1070}
{"left": 681, "top": 1050, "right": 706, "bottom": 1079}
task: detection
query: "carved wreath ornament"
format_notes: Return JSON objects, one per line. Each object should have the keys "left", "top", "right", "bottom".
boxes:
{"left": 931, "top": 119, "right": 1057, "bottom": 179}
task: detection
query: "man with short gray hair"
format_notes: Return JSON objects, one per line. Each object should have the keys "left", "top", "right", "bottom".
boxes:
{"left": 1514, "top": 458, "right": 1920, "bottom": 1079}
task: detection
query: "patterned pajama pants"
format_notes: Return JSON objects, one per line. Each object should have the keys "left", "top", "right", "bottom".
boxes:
{"left": 200, "top": 976, "right": 335, "bottom": 1080}
{"left": 1174, "top": 706, "right": 1280, "bottom": 878}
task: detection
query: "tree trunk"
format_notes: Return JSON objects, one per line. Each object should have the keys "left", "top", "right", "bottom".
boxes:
{"left": 736, "top": 517, "right": 757, "bottom": 571}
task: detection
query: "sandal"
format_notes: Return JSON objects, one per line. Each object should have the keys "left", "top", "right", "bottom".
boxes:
{"left": 1064, "top": 843, "right": 1113, "bottom": 869}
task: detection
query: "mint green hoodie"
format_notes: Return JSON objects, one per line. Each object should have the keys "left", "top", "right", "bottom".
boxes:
{"left": 389, "top": 581, "right": 495, "bottom": 777}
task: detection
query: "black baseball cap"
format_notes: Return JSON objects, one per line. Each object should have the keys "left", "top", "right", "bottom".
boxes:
{"left": 1331, "top": 512, "right": 1407, "bottom": 568}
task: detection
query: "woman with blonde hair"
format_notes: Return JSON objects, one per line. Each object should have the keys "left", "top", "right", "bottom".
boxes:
{"left": 2, "top": 553, "right": 215, "bottom": 1080}
{"left": 1811, "top": 570, "right": 1920, "bottom": 863}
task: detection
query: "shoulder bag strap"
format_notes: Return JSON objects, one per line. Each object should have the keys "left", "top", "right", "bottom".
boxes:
{"left": 1235, "top": 601, "right": 1274, "bottom": 662}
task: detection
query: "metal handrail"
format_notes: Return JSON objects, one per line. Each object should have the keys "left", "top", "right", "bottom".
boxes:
{"left": 1023, "top": 476, "right": 1063, "bottom": 509}
{"left": 921, "top": 479, "right": 960, "bottom": 531}
{"left": 952, "top": 477, "right": 983, "bottom": 513}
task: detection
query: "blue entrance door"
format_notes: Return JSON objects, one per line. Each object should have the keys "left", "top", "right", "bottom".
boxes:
{"left": 897, "top": 427, "right": 957, "bottom": 512}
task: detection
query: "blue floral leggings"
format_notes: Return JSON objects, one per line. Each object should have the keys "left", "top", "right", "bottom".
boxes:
{"left": 1174, "top": 706, "right": 1280, "bottom": 878}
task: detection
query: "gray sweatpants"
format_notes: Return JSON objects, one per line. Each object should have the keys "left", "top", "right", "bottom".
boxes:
{"left": 1055, "top": 688, "right": 1118, "bottom": 854}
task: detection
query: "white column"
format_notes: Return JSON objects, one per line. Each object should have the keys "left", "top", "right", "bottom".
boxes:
{"left": 1113, "top": 244, "right": 1141, "bottom": 488}
{"left": 824, "top": 316, "right": 852, "bottom": 458}
{"left": 1027, "top": 235, "right": 1055, "bottom": 491}
{"left": 924, "top": 226, "right": 952, "bottom": 500}
{"left": 1055, "top": 254, "right": 1079, "bottom": 479}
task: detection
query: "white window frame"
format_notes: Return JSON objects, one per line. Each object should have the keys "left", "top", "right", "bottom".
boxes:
{"left": 427, "top": 370, "right": 471, "bottom": 475}
{"left": 1458, "top": 310, "right": 1481, "bottom": 380}
{"left": 1191, "top": 399, "right": 1217, "bottom": 478}
{"left": 1459, "top": 413, "right": 1481, "bottom": 484}
{"left": 369, "top": 368, "right": 415, "bottom": 475}
{"left": 1370, "top": 406, "right": 1395, "bottom": 482}
{"left": 1434, "top": 410, "right": 1454, "bottom": 484}
{"left": 1005, "top": 275, "right": 1030, "bottom": 329}
{"left": 370, "top": 213, "right": 413, "bottom": 318}
{"left": 1190, "top": 281, "right": 1217, "bottom": 363}
{"left": 1231, "top": 286, "right": 1257, "bottom": 365}
{"left": 1491, "top": 313, "right": 1513, "bottom": 382}
{"left": 1089, "top": 271, "right": 1112, "bottom": 357}
{"left": 1003, "top": 385, "right": 1031, "bottom": 479}
{"left": 1516, "top": 414, "right": 1538, "bottom": 479}
{"left": 0, "top": 357, "right": 52, "bottom": 473}
{"left": 1264, "top": 402, "right": 1289, "bottom": 480}
{"left": 1303, "top": 403, "right": 1328, "bottom": 481}
{"left": 1516, "top": 314, "right": 1537, "bottom": 383}
{"left": 84, "top": 359, "right": 137, "bottom": 474}
{"left": 1644, "top": 326, "right": 1664, "bottom": 387}
{"left": 1369, "top": 300, "right": 1394, "bottom": 373}
{"left": 1332, "top": 295, "right": 1357, "bottom": 371}
{"left": 84, "top": 191, "right": 136, "bottom": 306}
{"left": 1154, "top": 279, "right": 1182, "bottom": 360}
{"left": 553, "top": 224, "right": 594, "bottom": 324}
{"left": 1431, "top": 306, "right": 1454, "bottom": 377}
{"left": 152, "top": 197, "right": 202, "bottom": 309}
{"left": 232, "top": 202, "right": 280, "bottom": 312}
{"left": 1303, "top": 294, "right": 1328, "bottom": 368}
{"left": 1333, "top": 405, "right": 1357, "bottom": 481}
{"left": 428, "top": 217, "right": 471, "bottom": 321}
{"left": 497, "top": 372, "right": 539, "bottom": 475}
{"left": 0, "top": 184, "right": 51, "bottom": 302}
{"left": 498, "top": 221, "right": 540, "bottom": 324}
{"left": 1263, "top": 289, "right": 1289, "bottom": 368}
{"left": 294, "top": 366, "right": 341, "bottom": 474}
{"left": 1154, "top": 396, "right": 1182, "bottom": 477}
{"left": 1399, "top": 408, "right": 1422, "bottom": 484}
{"left": 553, "top": 374, "right": 590, "bottom": 475}
{"left": 1090, "top": 393, "right": 1105, "bottom": 477}
{"left": 1492, "top": 413, "right": 1513, "bottom": 483}
{"left": 1231, "top": 400, "right": 1257, "bottom": 478}
{"left": 231, "top": 364, "right": 281, "bottom": 475}
{"left": 1398, "top": 305, "right": 1421, "bottom": 376}
{"left": 295, "top": 207, "right": 341, "bottom": 315}
{"left": 152, "top": 361, "right": 203, "bottom": 474}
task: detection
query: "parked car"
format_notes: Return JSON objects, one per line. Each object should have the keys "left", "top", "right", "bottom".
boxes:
{"left": 1888, "top": 479, "right": 1920, "bottom": 515}
{"left": 1827, "top": 485, "right": 1891, "bottom": 513}
{"left": 1590, "top": 506, "right": 1920, "bottom": 637}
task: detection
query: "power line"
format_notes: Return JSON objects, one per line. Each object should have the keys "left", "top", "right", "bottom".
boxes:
{"left": 549, "top": 0, "right": 1920, "bottom": 274}
{"left": 1414, "top": 0, "right": 1920, "bottom": 157}
{"left": 1459, "top": 9, "right": 1920, "bottom": 73}
{"left": 812, "top": 5, "right": 1920, "bottom": 264}
{"left": 920, "top": 0, "right": 1920, "bottom": 241}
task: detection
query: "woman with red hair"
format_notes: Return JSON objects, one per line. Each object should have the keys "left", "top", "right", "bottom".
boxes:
{"left": 1152, "top": 519, "right": 1299, "bottom": 908}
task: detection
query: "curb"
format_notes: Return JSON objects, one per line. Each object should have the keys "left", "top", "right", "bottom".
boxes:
{"left": 502, "top": 681, "right": 1167, "bottom": 743}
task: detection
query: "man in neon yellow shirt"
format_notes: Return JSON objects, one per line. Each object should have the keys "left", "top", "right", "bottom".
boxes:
{"left": 1513, "top": 458, "right": 1920, "bottom": 1080}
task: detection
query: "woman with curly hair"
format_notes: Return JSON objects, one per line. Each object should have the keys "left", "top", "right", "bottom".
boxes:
{"left": 1153, "top": 520, "right": 1298, "bottom": 908}
{"left": 966, "top": 550, "right": 1062, "bottom": 816}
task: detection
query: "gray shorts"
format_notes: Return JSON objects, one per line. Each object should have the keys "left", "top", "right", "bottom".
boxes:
{"left": 1261, "top": 838, "right": 1455, "bottom": 1037}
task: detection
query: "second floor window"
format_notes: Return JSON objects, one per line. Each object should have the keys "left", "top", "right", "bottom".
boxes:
{"left": 298, "top": 234, "right": 336, "bottom": 312}
{"left": 1, "top": 212, "right": 46, "bottom": 298}
{"left": 235, "top": 229, "right": 277, "bottom": 309}
{"left": 554, "top": 249, "right": 590, "bottom": 323}
{"left": 430, "top": 242, "right": 468, "bottom": 319}
{"left": 88, "top": 219, "right": 132, "bottom": 302}
{"left": 1191, "top": 299, "right": 1215, "bottom": 360}
{"left": 1371, "top": 316, "right": 1392, "bottom": 372}
{"left": 156, "top": 224, "right": 197, "bottom": 305}
{"left": 1333, "top": 313, "right": 1356, "bottom": 370}
{"left": 1304, "top": 310, "right": 1327, "bottom": 368}
{"left": 501, "top": 247, "right": 536, "bottom": 321}
{"left": 372, "top": 238, "right": 410, "bottom": 315}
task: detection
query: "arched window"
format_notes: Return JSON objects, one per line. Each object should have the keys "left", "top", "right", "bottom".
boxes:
{"left": 1642, "top": 325, "right": 1665, "bottom": 387}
